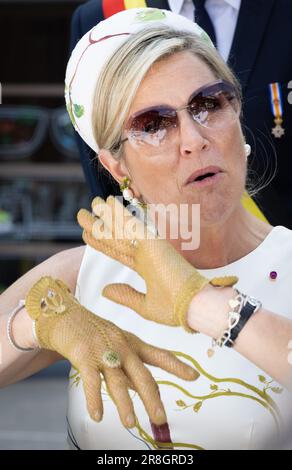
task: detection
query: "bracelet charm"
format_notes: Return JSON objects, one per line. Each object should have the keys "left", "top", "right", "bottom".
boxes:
{"left": 207, "top": 289, "right": 261, "bottom": 357}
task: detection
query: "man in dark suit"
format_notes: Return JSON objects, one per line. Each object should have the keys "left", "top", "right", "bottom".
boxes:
{"left": 69, "top": 0, "right": 292, "bottom": 228}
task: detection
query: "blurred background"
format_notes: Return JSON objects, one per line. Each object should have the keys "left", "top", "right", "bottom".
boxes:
{"left": 0, "top": 0, "right": 88, "bottom": 450}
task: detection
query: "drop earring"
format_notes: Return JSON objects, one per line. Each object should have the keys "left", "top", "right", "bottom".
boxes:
{"left": 244, "top": 143, "right": 251, "bottom": 160}
{"left": 119, "top": 176, "right": 157, "bottom": 235}
{"left": 119, "top": 177, "right": 146, "bottom": 208}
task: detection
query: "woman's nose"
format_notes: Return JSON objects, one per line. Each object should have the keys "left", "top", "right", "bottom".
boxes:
{"left": 178, "top": 110, "right": 210, "bottom": 157}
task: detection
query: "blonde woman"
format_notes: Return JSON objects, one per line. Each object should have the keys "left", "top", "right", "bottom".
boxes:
{"left": 1, "top": 9, "right": 292, "bottom": 450}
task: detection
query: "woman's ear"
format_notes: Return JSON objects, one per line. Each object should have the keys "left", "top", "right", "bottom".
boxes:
{"left": 98, "top": 149, "right": 129, "bottom": 186}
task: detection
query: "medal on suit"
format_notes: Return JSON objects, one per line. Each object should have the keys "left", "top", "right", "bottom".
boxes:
{"left": 269, "top": 82, "right": 285, "bottom": 138}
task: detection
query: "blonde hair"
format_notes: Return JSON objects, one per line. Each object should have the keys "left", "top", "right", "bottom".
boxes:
{"left": 92, "top": 26, "right": 266, "bottom": 196}
{"left": 92, "top": 26, "right": 241, "bottom": 154}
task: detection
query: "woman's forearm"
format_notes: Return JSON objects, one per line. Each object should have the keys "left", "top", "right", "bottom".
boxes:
{"left": 0, "top": 246, "right": 85, "bottom": 388}
{"left": 187, "top": 284, "right": 292, "bottom": 389}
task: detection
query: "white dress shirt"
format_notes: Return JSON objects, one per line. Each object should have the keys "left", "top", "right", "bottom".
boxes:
{"left": 168, "top": 0, "right": 241, "bottom": 62}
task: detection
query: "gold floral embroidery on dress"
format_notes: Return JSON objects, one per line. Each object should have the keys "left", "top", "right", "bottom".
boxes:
{"left": 168, "top": 352, "right": 282, "bottom": 427}
{"left": 69, "top": 350, "right": 283, "bottom": 450}
{"left": 70, "top": 369, "right": 81, "bottom": 388}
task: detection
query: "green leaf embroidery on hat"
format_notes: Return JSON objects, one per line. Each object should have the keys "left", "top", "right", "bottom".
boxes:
{"left": 134, "top": 9, "right": 166, "bottom": 23}
{"left": 73, "top": 103, "right": 84, "bottom": 119}
{"left": 66, "top": 101, "right": 76, "bottom": 127}
{"left": 200, "top": 30, "right": 214, "bottom": 47}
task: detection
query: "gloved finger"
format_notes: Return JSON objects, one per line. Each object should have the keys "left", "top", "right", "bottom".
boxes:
{"left": 210, "top": 275, "right": 239, "bottom": 287}
{"left": 105, "top": 195, "right": 151, "bottom": 239}
{"left": 77, "top": 208, "right": 102, "bottom": 234}
{"left": 84, "top": 227, "right": 134, "bottom": 260}
{"left": 125, "top": 377, "right": 136, "bottom": 391}
{"left": 92, "top": 195, "right": 147, "bottom": 241}
{"left": 124, "top": 331, "right": 200, "bottom": 381}
{"left": 79, "top": 365, "right": 103, "bottom": 423}
{"left": 102, "top": 283, "right": 145, "bottom": 316}
{"left": 78, "top": 207, "right": 144, "bottom": 265}
{"left": 104, "top": 195, "right": 136, "bottom": 238}
{"left": 82, "top": 230, "right": 135, "bottom": 269}
{"left": 91, "top": 196, "right": 120, "bottom": 235}
{"left": 123, "top": 353, "right": 168, "bottom": 426}
{"left": 102, "top": 367, "right": 137, "bottom": 428}
{"left": 78, "top": 208, "right": 116, "bottom": 242}
{"left": 92, "top": 195, "right": 131, "bottom": 220}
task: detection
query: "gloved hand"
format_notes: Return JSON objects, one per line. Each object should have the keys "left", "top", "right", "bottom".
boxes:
{"left": 77, "top": 196, "right": 238, "bottom": 333}
{"left": 25, "top": 276, "right": 199, "bottom": 428}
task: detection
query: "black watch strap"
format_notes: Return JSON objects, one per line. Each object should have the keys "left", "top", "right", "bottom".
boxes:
{"left": 225, "top": 297, "right": 262, "bottom": 348}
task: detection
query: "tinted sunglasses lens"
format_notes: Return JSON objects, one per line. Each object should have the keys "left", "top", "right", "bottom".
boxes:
{"left": 124, "top": 82, "right": 239, "bottom": 150}
{"left": 189, "top": 83, "right": 239, "bottom": 128}
{"left": 50, "top": 107, "right": 79, "bottom": 160}
{"left": 128, "top": 108, "right": 177, "bottom": 147}
{"left": 0, "top": 107, "right": 48, "bottom": 159}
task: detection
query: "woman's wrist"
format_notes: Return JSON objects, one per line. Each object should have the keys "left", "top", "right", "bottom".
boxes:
{"left": 187, "top": 284, "right": 237, "bottom": 338}
{"left": 11, "top": 305, "right": 40, "bottom": 351}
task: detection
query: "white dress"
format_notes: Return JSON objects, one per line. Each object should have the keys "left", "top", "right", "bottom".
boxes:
{"left": 66, "top": 225, "right": 292, "bottom": 450}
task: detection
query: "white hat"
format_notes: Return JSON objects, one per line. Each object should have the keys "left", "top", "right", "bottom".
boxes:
{"left": 64, "top": 8, "right": 214, "bottom": 154}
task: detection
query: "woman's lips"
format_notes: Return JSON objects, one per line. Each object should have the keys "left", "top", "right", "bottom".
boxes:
{"left": 188, "top": 171, "right": 224, "bottom": 187}
{"left": 185, "top": 165, "right": 223, "bottom": 185}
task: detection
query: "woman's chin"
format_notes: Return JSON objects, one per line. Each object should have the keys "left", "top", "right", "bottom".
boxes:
{"left": 199, "top": 197, "right": 234, "bottom": 226}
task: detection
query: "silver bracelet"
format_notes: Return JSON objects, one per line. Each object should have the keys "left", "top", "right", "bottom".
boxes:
{"left": 208, "top": 289, "right": 245, "bottom": 357}
{"left": 6, "top": 299, "right": 40, "bottom": 352}
{"left": 214, "top": 289, "right": 245, "bottom": 348}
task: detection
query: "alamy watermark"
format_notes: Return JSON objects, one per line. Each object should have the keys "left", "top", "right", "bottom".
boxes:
{"left": 91, "top": 197, "right": 201, "bottom": 251}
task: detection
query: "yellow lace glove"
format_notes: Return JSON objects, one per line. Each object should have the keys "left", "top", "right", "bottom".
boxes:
{"left": 25, "top": 276, "right": 199, "bottom": 428}
{"left": 77, "top": 196, "right": 238, "bottom": 333}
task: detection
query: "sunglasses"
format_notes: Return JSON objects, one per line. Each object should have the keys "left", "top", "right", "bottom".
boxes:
{"left": 113, "top": 80, "right": 240, "bottom": 154}
{"left": 0, "top": 106, "right": 79, "bottom": 160}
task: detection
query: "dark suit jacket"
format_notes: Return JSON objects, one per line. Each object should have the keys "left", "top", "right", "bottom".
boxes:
{"left": 69, "top": 0, "right": 292, "bottom": 228}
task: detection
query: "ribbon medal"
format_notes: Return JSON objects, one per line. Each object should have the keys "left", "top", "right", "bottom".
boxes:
{"left": 269, "top": 82, "right": 285, "bottom": 138}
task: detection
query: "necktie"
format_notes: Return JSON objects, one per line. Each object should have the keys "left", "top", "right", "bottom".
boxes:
{"left": 192, "top": 0, "right": 217, "bottom": 47}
